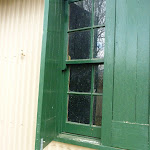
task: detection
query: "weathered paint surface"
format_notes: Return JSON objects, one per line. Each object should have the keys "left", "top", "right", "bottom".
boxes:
{"left": 35, "top": 0, "right": 65, "bottom": 149}
{"left": 0, "top": 0, "right": 44, "bottom": 150}
{"left": 112, "top": 0, "right": 150, "bottom": 149}
{"left": 44, "top": 141, "right": 96, "bottom": 150}
{"left": 101, "top": 0, "right": 116, "bottom": 146}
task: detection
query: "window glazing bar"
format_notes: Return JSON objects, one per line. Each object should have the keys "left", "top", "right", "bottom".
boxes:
{"left": 90, "top": 0, "right": 95, "bottom": 125}
{"left": 68, "top": 25, "right": 105, "bottom": 33}
{"left": 90, "top": 66, "right": 94, "bottom": 125}
{"left": 66, "top": 59, "right": 104, "bottom": 65}
{"left": 67, "top": 91, "right": 103, "bottom": 96}
{"left": 68, "top": 0, "right": 82, "bottom": 4}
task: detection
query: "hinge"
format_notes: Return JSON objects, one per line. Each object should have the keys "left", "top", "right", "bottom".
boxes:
{"left": 40, "top": 138, "right": 43, "bottom": 150}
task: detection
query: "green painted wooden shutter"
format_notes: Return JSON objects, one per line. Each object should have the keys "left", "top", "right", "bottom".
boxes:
{"left": 35, "top": 0, "right": 65, "bottom": 149}
{"left": 111, "top": 0, "right": 150, "bottom": 149}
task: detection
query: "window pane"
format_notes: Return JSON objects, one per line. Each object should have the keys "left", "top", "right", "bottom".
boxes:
{"left": 69, "top": 0, "right": 92, "bottom": 30}
{"left": 94, "top": 65, "right": 104, "bottom": 93}
{"left": 68, "top": 95, "right": 91, "bottom": 124}
{"left": 93, "top": 28, "right": 105, "bottom": 59}
{"left": 93, "top": 96, "right": 103, "bottom": 126}
{"left": 68, "top": 30, "right": 91, "bottom": 60}
{"left": 94, "top": 0, "right": 106, "bottom": 25}
{"left": 69, "top": 65, "right": 92, "bottom": 92}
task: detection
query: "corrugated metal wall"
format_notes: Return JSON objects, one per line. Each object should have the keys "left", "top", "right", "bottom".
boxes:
{"left": 0, "top": 0, "right": 44, "bottom": 149}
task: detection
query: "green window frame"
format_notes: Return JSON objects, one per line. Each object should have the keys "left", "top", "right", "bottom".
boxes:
{"left": 35, "top": 0, "right": 116, "bottom": 149}
{"left": 60, "top": 0, "right": 106, "bottom": 139}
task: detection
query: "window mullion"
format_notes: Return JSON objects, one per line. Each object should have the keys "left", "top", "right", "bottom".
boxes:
{"left": 67, "top": 25, "right": 105, "bottom": 33}
{"left": 90, "top": 65, "right": 94, "bottom": 126}
{"left": 68, "top": 27, "right": 92, "bottom": 33}
{"left": 90, "top": 0, "right": 94, "bottom": 59}
{"left": 67, "top": 91, "right": 103, "bottom": 96}
{"left": 90, "top": 0, "right": 96, "bottom": 127}
{"left": 68, "top": 0, "right": 82, "bottom": 4}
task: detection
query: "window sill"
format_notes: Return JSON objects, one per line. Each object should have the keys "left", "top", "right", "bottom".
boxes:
{"left": 54, "top": 133, "right": 123, "bottom": 150}
{"left": 54, "top": 133, "right": 101, "bottom": 149}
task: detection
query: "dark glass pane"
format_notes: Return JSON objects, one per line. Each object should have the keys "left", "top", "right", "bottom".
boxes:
{"left": 68, "top": 95, "right": 91, "bottom": 124}
{"left": 94, "top": 65, "right": 104, "bottom": 93}
{"left": 69, "top": 65, "right": 92, "bottom": 92}
{"left": 93, "top": 96, "right": 103, "bottom": 126}
{"left": 69, "top": 0, "right": 92, "bottom": 30}
{"left": 94, "top": 0, "right": 106, "bottom": 25}
{"left": 68, "top": 30, "right": 91, "bottom": 60}
{"left": 93, "top": 28, "right": 105, "bottom": 59}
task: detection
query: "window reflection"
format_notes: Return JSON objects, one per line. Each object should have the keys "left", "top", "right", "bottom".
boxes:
{"left": 93, "top": 96, "right": 103, "bottom": 126}
{"left": 94, "top": 28, "right": 105, "bottom": 59}
{"left": 69, "top": 0, "right": 92, "bottom": 29}
{"left": 94, "top": 64, "right": 104, "bottom": 93}
{"left": 67, "top": 0, "right": 106, "bottom": 127}
{"left": 94, "top": 0, "right": 106, "bottom": 25}
{"left": 69, "top": 65, "right": 92, "bottom": 92}
{"left": 68, "top": 95, "right": 91, "bottom": 124}
{"left": 68, "top": 30, "right": 91, "bottom": 60}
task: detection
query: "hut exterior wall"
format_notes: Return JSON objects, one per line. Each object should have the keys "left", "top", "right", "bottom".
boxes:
{"left": 0, "top": 0, "right": 44, "bottom": 150}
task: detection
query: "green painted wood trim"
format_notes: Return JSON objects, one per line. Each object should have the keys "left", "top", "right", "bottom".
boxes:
{"left": 68, "top": 0, "right": 82, "bottom": 3}
{"left": 90, "top": 0, "right": 94, "bottom": 59}
{"left": 89, "top": 3, "right": 94, "bottom": 126}
{"left": 112, "top": 121, "right": 149, "bottom": 150}
{"left": 149, "top": 22, "right": 150, "bottom": 150}
{"left": 43, "top": 0, "right": 50, "bottom": 31}
{"left": 64, "top": 122, "right": 101, "bottom": 138}
{"left": 101, "top": 0, "right": 116, "bottom": 146}
{"left": 62, "top": 0, "right": 69, "bottom": 71}
{"left": 67, "top": 91, "right": 103, "bottom": 96}
{"left": 149, "top": 10, "right": 150, "bottom": 150}
{"left": 135, "top": 0, "right": 150, "bottom": 124}
{"left": 68, "top": 25, "right": 105, "bottom": 33}
{"left": 35, "top": 1, "right": 50, "bottom": 149}
{"left": 55, "top": 133, "right": 101, "bottom": 149}
{"left": 35, "top": 32, "right": 47, "bottom": 150}
{"left": 66, "top": 59, "right": 104, "bottom": 65}
{"left": 54, "top": 133, "right": 123, "bottom": 150}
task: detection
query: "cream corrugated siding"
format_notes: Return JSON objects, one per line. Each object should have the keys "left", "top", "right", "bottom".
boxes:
{"left": 0, "top": 0, "right": 44, "bottom": 149}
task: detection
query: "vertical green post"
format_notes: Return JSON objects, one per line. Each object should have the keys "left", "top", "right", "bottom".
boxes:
{"left": 101, "top": 0, "right": 116, "bottom": 146}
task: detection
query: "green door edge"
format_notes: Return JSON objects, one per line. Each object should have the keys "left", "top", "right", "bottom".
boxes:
{"left": 35, "top": 0, "right": 50, "bottom": 149}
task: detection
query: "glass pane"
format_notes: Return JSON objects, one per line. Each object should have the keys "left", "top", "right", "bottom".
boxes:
{"left": 69, "top": 65, "right": 92, "bottom": 92}
{"left": 69, "top": 0, "right": 92, "bottom": 30}
{"left": 68, "top": 30, "right": 91, "bottom": 60}
{"left": 93, "top": 28, "right": 105, "bottom": 59}
{"left": 94, "top": 65, "right": 104, "bottom": 93}
{"left": 94, "top": 0, "right": 106, "bottom": 25}
{"left": 68, "top": 95, "right": 91, "bottom": 124}
{"left": 93, "top": 96, "right": 103, "bottom": 126}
